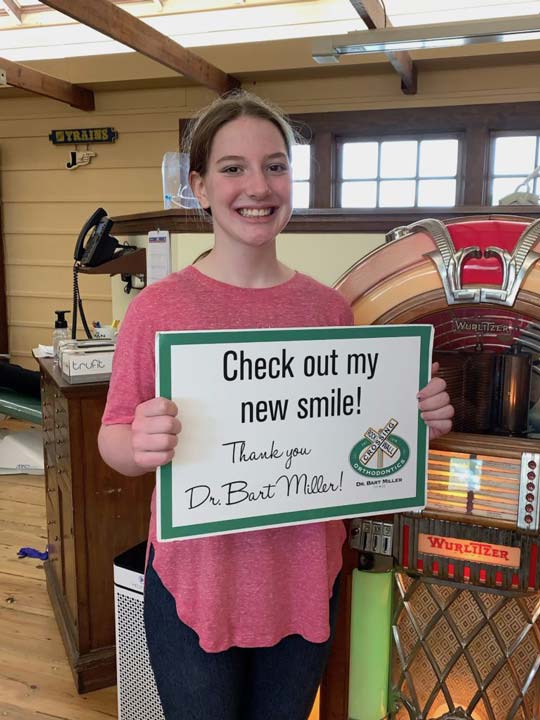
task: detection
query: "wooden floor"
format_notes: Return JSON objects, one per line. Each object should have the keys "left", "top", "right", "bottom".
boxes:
{"left": 0, "top": 418, "right": 321, "bottom": 720}
{"left": 0, "top": 418, "right": 118, "bottom": 720}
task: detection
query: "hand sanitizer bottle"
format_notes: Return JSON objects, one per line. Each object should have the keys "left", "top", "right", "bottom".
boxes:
{"left": 53, "top": 310, "right": 70, "bottom": 363}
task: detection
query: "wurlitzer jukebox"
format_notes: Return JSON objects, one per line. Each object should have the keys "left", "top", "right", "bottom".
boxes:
{"left": 324, "top": 215, "right": 540, "bottom": 720}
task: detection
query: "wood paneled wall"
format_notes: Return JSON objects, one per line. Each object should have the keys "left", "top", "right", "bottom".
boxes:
{"left": 0, "top": 88, "right": 194, "bottom": 367}
{"left": 2, "top": 55, "right": 540, "bottom": 368}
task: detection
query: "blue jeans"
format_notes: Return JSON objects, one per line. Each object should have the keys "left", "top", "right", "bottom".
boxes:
{"left": 144, "top": 545, "right": 340, "bottom": 720}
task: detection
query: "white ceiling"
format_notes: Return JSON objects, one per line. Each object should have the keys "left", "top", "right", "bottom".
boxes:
{"left": 385, "top": 0, "right": 540, "bottom": 26}
{"left": 0, "top": 0, "right": 539, "bottom": 62}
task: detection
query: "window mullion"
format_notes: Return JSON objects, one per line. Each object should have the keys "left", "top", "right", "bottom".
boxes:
{"left": 376, "top": 142, "right": 381, "bottom": 208}
{"left": 463, "top": 126, "right": 489, "bottom": 205}
{"left": 312, "top": 131, "right": 334, "bottom": 208}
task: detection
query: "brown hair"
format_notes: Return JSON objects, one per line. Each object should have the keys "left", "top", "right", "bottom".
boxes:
{"left": 184, "top": 90, "right": 296, "bottom": 179}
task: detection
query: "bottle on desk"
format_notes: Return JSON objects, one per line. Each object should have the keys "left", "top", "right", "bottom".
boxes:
{"left": 52, "top": 310, "right": 70, "bottom": 364}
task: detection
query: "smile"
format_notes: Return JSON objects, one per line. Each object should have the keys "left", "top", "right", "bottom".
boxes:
{"left": 237, "top": 208, "right": 275, "bottom": 217}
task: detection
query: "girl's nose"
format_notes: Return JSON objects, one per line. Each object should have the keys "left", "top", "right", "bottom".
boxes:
{"left": 248, "top": 171, "right": 271, "bottom": 198}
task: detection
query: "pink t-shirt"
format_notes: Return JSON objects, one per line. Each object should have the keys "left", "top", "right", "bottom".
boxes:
{"left": 102, "top": 265, "right": 353, "bottom": 652}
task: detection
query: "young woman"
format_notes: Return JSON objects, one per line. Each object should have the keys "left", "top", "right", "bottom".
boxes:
{"left": 98, "top": 91, "right": 453, "bottom": 720}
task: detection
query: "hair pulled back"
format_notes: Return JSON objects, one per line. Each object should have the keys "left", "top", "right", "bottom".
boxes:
{"left": 185, "top": 90, "right": 296, "bottom": 179}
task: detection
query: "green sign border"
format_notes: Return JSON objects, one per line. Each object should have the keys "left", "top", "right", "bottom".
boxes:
{"left": 157, "top": 325, "right": 432, "bottom": 540}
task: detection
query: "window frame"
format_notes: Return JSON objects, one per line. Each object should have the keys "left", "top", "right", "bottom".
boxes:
{"left": 336, "top": 132, "right": 464, "bottom": 209}
{"left": 290, "top": 101, "right": 540, "bottom": 208}
{"left": 488, "top": 129, "right": 540, "bottom": 205}
{"left": 291, "top": 142, "right": 313, "bottom": 209}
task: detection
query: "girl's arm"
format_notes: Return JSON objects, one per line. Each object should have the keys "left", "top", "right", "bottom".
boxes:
{"left": 98, "top": 397, "right": 181, "bottom": 477}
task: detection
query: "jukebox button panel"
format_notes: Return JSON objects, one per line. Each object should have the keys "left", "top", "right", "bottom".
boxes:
{"left": 518, "top": 452, "right": 540, "bottom": 530}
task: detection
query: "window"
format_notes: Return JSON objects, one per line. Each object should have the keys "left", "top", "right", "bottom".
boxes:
{"left": 489, "top": 133, "right": 540, "bottom": 204}
{"left": 291, "top": 143, "right": 311, "bottom": 208}
{"left": 339, "top": 137, "right": 460, "bottom": 208}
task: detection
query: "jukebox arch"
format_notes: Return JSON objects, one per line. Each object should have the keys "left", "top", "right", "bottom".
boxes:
{"left": 322, "top": 214, "right": 540, "bottom": 720}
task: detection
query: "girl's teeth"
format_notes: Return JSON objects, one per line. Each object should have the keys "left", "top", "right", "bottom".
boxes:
{"left": 239, "top": 208, "right": 272, "bottom": 217}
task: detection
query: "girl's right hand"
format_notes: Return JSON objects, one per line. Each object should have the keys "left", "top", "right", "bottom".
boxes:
{"left": 131, "top": 397, "right": 181, "bottom": 470}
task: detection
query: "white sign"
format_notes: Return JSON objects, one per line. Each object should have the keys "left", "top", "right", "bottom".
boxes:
{"left": 156, "top": 325, "right": 433, "bottom": 540}
{"left": 147, "top": 230, "right": 171, "bottom": 285}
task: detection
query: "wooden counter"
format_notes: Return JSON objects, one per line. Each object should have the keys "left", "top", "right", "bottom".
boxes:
{"left": 37, "top": 358, "right": 155, "bottom": 693}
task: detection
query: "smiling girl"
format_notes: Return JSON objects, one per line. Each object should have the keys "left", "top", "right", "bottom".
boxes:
{"left": 98, "top": 91, "right": 453, "bottom": 720}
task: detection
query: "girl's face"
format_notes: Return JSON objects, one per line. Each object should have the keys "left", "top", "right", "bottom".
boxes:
{"left": 190, "top": 116, "right": 293, "bottom": 252}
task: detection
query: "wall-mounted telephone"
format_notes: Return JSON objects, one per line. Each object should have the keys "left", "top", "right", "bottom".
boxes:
{"left": 74, "top": 207, "right": 122, "bottom": 267}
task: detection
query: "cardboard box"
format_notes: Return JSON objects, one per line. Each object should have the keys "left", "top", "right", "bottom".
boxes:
{"left": 61, "top": 341, "right": 115, "bottom": 384}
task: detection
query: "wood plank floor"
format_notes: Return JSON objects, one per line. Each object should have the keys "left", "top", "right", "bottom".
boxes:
{"left": 0, "top": 419, "right": 321, "bottom": 720}
{"left": 0, "top": 419, "right": 117, "bottom": 720}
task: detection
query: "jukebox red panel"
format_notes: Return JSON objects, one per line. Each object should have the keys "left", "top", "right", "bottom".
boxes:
{"left": 326, "top": 215, "right": 540, "bottom": 720}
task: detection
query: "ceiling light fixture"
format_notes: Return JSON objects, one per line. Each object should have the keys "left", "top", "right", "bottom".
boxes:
{"left": 312, "top": 14, "right": 540, "bottom": 63}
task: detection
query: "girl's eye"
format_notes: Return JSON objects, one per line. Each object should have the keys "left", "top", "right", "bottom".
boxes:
{"left": 267, "top": 163, "right": 288, "bottom": 173}
{"left": 221, "top": 166, "right": 242, "bottom": 174}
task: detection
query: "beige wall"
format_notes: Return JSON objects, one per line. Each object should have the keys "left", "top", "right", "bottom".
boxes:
{"left": 2, "top": 55, "right": 540, "bottom": 368}
{"left": 111, "top": 232, "right": 385, "bottom": 320}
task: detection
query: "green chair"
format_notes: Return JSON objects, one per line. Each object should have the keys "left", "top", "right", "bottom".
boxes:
{"left": 0, "top": 388, "right": 42, "bottom": 424}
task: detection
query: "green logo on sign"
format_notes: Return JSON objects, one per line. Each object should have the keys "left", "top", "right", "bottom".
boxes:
{"left": 349, "top": 418, "right": 409, "bottom": 478}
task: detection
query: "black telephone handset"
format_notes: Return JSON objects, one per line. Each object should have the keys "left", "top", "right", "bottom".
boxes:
{"left": 74, "top": 207, "right": 121, "bottom": 267}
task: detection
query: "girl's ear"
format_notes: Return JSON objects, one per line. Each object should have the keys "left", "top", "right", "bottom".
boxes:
{"left": 189, "top": 171, "right": 210, "bottom": 209}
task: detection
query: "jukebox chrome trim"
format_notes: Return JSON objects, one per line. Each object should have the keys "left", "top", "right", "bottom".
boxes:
{"left": 518, "top": 452, "right": 540, "bottom": 531}
{"left": 389, "top": 217, "right": 540, "bottom": 307}
{"left": 410, "top": 218, "right": 540, "bottom": 307}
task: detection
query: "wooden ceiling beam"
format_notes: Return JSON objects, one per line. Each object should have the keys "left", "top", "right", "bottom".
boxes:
{"left": 385, "top": 50, "right": 417, "bottom": 96}
{"left": 349, "top": 0, "right": 386, "bottom": 30}
{"left": 349, "top": 0, "right": 417, "bottom": 95}
{"left": 38, "top": 0, "right": 240, "bottom": 95}
{"left": 0, "top": 55, "right": 95, "bottom": 110}
{"left": 2, "top": 0, "right": 23, "bottom": 23}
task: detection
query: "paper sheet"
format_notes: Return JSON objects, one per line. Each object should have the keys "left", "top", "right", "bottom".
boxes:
{"left": 0, "top": 428, "right": 44, "bottom": 474}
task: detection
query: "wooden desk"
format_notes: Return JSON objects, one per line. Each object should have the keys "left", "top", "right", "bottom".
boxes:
{"left": 38, "top": 358, "right": 155, "bottom": 693}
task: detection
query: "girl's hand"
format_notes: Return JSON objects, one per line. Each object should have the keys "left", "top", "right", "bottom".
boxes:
{"left": 418, "top": 362, "right": 454, "bottom": 441}
{"left": 131, "top": 397, "right": 181, "bottom": 470}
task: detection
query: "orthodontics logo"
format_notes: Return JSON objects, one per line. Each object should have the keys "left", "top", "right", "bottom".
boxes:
{"left": 349, "top": 418, "right": 409, "bottom": 478}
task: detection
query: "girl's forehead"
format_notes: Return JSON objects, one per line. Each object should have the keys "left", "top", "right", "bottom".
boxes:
{"left": 209, "top": 116, "right": 287, "bottom": 158}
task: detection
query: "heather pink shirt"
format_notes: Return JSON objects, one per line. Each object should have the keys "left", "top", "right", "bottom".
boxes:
{"left": 102, "top": 265, "right": 353, "bottom": 652}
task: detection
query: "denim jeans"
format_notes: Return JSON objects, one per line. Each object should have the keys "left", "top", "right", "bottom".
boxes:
{"left": 143, "top": 545, "right": 340, "bottom": 720}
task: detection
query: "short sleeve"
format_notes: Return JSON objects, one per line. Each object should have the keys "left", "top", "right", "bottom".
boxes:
{"left": 339, "top": 300, "right": 354, "bottom": 327}
{"left": 102, "top": 292, "right": 157, "bottom": 425}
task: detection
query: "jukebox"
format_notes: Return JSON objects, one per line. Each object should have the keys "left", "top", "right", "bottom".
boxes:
{"left": 325, "top": 214, "right": 540, "bottom": 720}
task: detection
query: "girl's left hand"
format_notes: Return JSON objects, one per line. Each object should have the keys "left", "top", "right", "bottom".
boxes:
{"left": 418, "top": 362, "right": 454, "bottom": 441}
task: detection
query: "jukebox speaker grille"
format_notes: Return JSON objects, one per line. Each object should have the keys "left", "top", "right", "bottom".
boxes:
{"left": 392, "top": 573, "right": 540, "bottom": 720}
